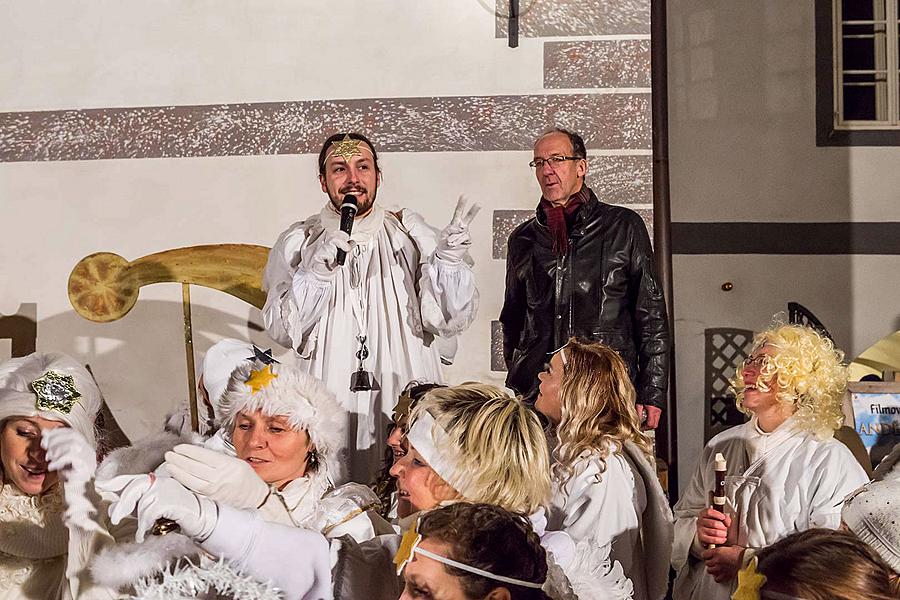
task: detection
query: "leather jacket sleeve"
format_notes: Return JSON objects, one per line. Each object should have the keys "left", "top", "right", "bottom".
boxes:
{"left": 627, "top": 215, "right": 670, "bottom": 409}
{"left": 499, "top": 233, "right": 526, "bottom": 370}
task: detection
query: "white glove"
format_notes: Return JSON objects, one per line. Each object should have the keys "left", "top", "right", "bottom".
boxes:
{"left": 164, "top": 443, "right": 269, "bottom": 510}
{"left": 435, "top": 195, "right": 480, "bottom": 264}
{"left": 99, "top": 474, "right": 218, "bottom": 543}
{"left": 41, "top": 427, "right": 96, "bottom": 482}
{"left": 41, "top": 428, "right": 103, "bottom": 533}
{"left": 301, "top": 229, "right": 351, "bottom": 279}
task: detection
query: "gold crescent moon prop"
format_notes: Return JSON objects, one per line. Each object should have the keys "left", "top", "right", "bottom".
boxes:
{"left": 67, "top": 244, "right": 271, "bottom": 433}
{"left": 68, "top": 244, "right": 270, "bottom": 322}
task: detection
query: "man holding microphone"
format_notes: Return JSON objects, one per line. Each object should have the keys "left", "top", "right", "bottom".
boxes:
{"left": 262, "top": 133, "right": 479, "bottom": 483}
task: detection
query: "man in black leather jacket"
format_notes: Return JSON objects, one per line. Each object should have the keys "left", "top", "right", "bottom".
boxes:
{"left": 500, "top": 128, "right": 670, "bottom": 427}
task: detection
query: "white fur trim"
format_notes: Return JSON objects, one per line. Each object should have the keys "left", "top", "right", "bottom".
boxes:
{"left": 133, "top": 555, "right": 284, "bottom": 600}
{"left": 90, "top": 533, "right": 199, "bottom": 589}
{"left": 0, "top": 352, "right": 101, "bottom": 446}
{"left": 96, "top": 431, "right": 185, "bottom": 481}
{"left": 219, "top": 360, "right": 344, "bottom": 473}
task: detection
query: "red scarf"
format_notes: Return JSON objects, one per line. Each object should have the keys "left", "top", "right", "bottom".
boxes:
{"left": 540, "top": 186, "right": 589, "bottom": 256}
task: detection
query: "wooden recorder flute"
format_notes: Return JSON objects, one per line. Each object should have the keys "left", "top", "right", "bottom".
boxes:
{"left": 708, "top": 452, "right": 727, "bottom": 549}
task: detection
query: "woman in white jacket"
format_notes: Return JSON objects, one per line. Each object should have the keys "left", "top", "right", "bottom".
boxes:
{"left": 0, "top": 352, "right": 119, "bottom": 600}
{"left": 535, "top": 339, "right": 673, "bottom": 600}
{"left": 671, "top": 323, "right": 869, "bottom": 600}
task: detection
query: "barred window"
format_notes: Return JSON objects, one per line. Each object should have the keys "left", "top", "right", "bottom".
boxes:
{"left": 817, "top": 0, "right": 900, "bottom": 144}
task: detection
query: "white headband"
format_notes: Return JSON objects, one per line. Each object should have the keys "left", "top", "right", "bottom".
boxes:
{"left": 406, "top": 411, "right": 478, "bottom": 498}
{"left": 414, "top": 547, "right": 544, "bottom": 589}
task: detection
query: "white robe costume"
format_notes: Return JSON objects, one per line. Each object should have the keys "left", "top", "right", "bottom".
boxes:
{"left": 548, "top": 441, "right": 673, "bottom": 600}
{"left": 671, "top": 416, "right": 869, "bottom": 600}
{"left": 263, "top": 204, "right": 478, "bottom": 482}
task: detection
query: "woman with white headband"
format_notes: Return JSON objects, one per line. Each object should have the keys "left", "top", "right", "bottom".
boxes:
{"left": 0, "top": 352, "right": 118, "bottom": 599}
{"left": 103, "top": 382, "right": 633, "bottom": 599}
{"left": 397, "top": 502, "right": 550, "bottom": 600}
{"left": 535, "top": 339, "right": 673, "bottom": 600}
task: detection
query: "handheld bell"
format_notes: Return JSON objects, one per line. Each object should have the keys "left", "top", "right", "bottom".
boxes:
{"left": 350, "top": 368, "right": 373, "bottom": 392}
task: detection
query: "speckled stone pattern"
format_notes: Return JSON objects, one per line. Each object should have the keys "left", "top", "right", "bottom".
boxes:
{"left": 587, "top": 155, "right": 652, "bottom": 204}
{"left": 0, "top": 94, "right": 650, "bottom": 162}
{"left": 492, "top": 209, "right": 534, "bottom": 260}
{"left": 496, "top": 0, "right": 650, "bottom": 37}
{"left": 544, "top": 40, "right": 651, "bottom": 89}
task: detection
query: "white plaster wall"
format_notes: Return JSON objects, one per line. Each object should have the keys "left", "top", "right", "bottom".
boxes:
{"left": 668, "top": 0, "right": 900, "bottom": 490}
{"left": 1, "top": 0, "right": 547, "bottom": 111}
{"left": 0, "top": 149, "right": 541, "bottom": 437}
{"left": 0, "top": 0, "right": 572, "bottom": 439}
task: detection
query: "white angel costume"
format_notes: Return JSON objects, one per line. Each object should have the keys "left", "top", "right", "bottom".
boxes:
{"left": 93, "top": 360, "right": 390, "bottom": 598}
{"left": 671, "top": 416, "right": 869, "bottom": 600}
{"left": 262, "top": 203, "right": 479, "bottom": 482}
{"left": 548, "top": 441, "right": 673, "bottom": 600}
{"left": 0, "top": 353, "right": 120, "bottom": 600}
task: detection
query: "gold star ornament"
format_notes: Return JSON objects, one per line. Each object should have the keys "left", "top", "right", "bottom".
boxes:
{"left": 328, "top": 134, "right": 363, "bottom": 162}
{"left": 31, "top": 370, "right": 82, "bottom": 414}
{"left": 245, "top": 365, "right": 278, "bottom": 394}
{"left": 393, "top": 517, "right": 422, "bottom": 574}
{"left": 732, "top": 556, "right": 767, "bottom": 600}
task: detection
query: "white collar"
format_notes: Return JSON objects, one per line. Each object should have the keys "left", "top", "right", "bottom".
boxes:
{"left": 318, "top": 202, "right": 385, "bottom": 243}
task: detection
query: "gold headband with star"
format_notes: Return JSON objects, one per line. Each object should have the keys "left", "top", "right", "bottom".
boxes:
{"left": 327, "top": 134, "right": 372, "bottom": 162}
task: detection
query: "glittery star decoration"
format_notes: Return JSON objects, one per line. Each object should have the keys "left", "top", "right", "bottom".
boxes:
{"left": 245, "top": 365, "right": 277, "bottom": 394}
{"left": 329, "top": 134, "right": 363, "bottom": 162}
{"left": 393, "top": 518, "right": 422, "bottom": 574}
{"left": 247, "top": 345, "right": 279, "bottom": 365}
{"left": 732, "top": 557, "right": 767, "bottom": 600}
{"left": 31, "top": 370, "right": 82, "bottom": 414}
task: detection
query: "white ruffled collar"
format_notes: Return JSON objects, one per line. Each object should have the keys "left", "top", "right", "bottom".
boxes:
{"left": 318, "top": 202, "right": 385, "bottom": 244}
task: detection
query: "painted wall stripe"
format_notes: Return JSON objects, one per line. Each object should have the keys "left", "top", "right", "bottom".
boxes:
{"left": 672, "top": 222, "right": 900, "bottom": 254}
{"left": 495, "top": 0, "right": 650, "bottom": 37}
{"left": 0, "top": 94, "right": 650, "bottom": 162}
{"left": 544, "top": 40, "right": 651, "bottom": 89}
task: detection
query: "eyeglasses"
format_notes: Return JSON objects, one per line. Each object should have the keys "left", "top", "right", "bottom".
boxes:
{"left": 529, "top": 155, "right": 583, "bottom": 169}
{"left": 743, "top": 354, "right": 768, "bottom": 369}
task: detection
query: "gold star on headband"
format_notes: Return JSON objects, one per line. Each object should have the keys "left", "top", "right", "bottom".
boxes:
{"left": 31, "top": 371, "right": 81, "bottom": 414}
{"left": 329, "top": 134, "right": 363, "bottom": 162}
{"left": 732, "top": 557, "right": 767, "bottom": 600}
{"left": 245, "top": 365, "right": 277, "bottom": 394}
{"left": 393, "top": 518, "right": 421, "bottom": 574}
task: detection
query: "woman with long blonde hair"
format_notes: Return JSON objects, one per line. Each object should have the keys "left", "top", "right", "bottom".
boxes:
{"left": 535, "top": 338, "right": 673, "bottom": 600}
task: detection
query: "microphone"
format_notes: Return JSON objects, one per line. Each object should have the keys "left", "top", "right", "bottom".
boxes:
{"left": 336, "top": 194, "right": 358, "bottom": 266}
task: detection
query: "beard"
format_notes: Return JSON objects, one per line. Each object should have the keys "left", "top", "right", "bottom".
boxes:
{"left": 327, "top": 183, "right": 377, "bottom": 218}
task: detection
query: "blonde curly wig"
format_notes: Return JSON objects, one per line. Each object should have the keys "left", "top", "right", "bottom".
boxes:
{"left": 553, "top": 339, "right": 654, "bottom": 487}
{"left": 408, "top": 382, "right": 551, "bottom": 515}
{"left": 731, "top": 324, "right": 848, "bottom": 439}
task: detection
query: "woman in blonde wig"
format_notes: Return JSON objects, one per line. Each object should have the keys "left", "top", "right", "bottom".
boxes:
{"left": 672, "top": 323, "right": 868, "bottom": 600}
{"left": 536, "top": 339, "right": 673, "bottom": 600}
